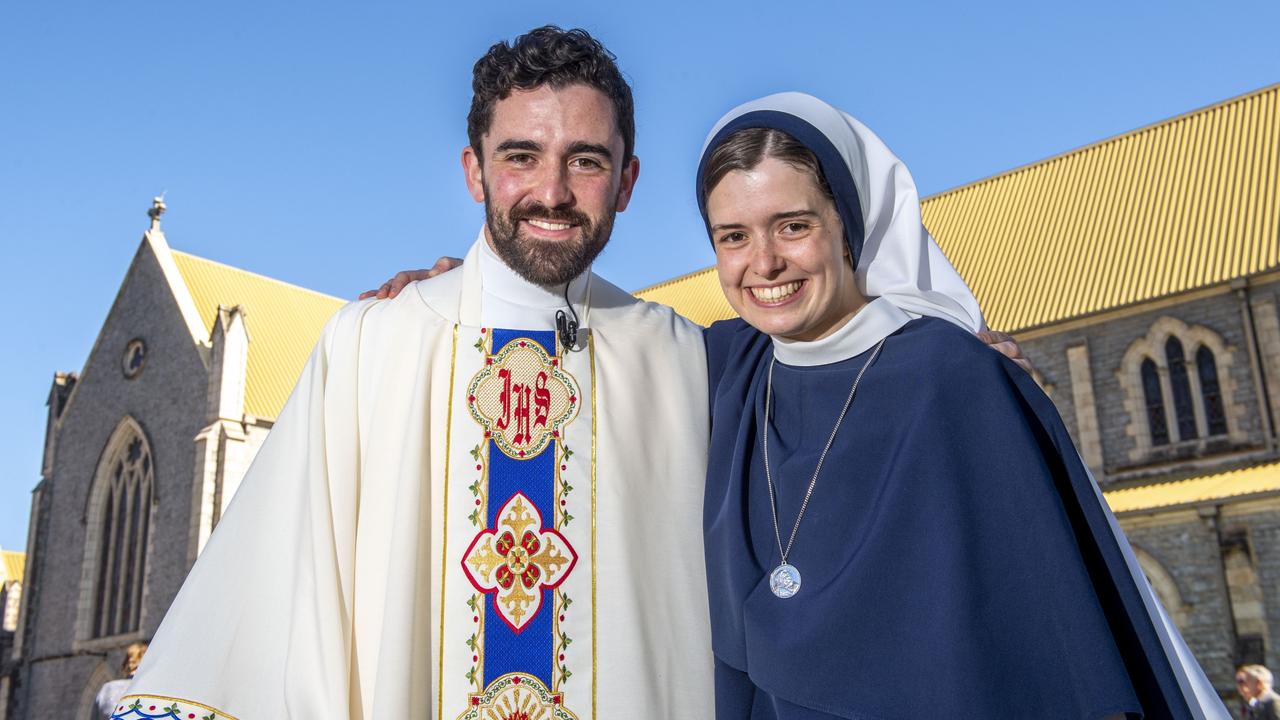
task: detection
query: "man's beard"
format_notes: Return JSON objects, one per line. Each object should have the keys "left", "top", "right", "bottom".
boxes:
{"left": 484, "top": 187, "right": 614, "bottom": 286}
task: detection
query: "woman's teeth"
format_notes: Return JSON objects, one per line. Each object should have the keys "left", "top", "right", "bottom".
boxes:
{"left": 750, "top": 281, "right": 802, "bottom": 302}
{"left": 527, "top": 219, "right": 573, "bottom": 231}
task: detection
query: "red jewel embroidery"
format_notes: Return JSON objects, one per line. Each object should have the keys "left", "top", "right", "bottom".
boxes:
{"left": 475, "top": 499, "right": 481, "bottom": 506}
{"left": 149, "top": 707, "right": 156, "bottom": 712}
{"left": 552, "top": 430, "right": 560, "bottom": 438}
{"left": 473, "top": 615, "right": 479, "bottom": 622}
{"left": 519, "top": 341, "right": 527, "bottom": 347}
{"left": 486, "top": 357, "right": 493, "bottom": 365}
{"left": 559, "top": 614, "right": 566, "bottom": 621}
{"left": 481, "top": 328, "right": 487, "bottom": 333}
{"left": 519, "top": 451, "right": 526, "bottom": 457}
{"left": 468, "top": 395, "right": 475, "bottom": 403}
{"left": 569, "top": 395, "right": 577, "bottom": 403}
{"left": 559, "top": 654, "right": 565, "bottom": 661}
{"left": 554, "top": 695, "right": 562, "bottom": 704}
{"left": 561, "top": 464, "right": 566, "bottom": 471}
{"left": 472, "top": 697, "right": 481, "bottom": 705}
{"left": 484, "top": 431, "right": 492, "bottom": 438}
{"left": 476, "top": 464, "right": 483, "bottom": 471}
{"left": 512, "top": 676, "right": 522, "bottom": 684}
{"left": 551, "top": 359, "right": 558, "bottom": 366}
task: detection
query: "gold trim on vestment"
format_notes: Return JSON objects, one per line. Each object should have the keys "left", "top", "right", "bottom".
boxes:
{"left": 588, "top": 330, "right": 598, "bottom": 718}
{"left": 437, "top": 323, "right": 459, "bottom": 720}
{"left": 114, "top": 694, "right": 239, "bottom": 720}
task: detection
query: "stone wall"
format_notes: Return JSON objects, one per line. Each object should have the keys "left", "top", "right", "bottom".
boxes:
{"left": 14, "top": 241, "right": 208, "bottom": 720}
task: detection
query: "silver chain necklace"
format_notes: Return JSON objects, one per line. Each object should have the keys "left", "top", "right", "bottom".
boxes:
{"left": 763, "top": 337, "right": 887, "bottom": 599}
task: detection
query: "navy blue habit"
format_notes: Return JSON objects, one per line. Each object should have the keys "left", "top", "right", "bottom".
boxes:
{"left": 703, "top": 315, "right": 1194, "bottom": 719}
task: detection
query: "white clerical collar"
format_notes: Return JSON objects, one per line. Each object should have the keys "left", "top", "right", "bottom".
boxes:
{"left": 468, "top": 228, "right": 592, "bottom": 329}
{"left": 477, "top": 229, "right": 591, "bottom": 309}
{"left": 770, "top": 297, "right": 912, "bottom": 367}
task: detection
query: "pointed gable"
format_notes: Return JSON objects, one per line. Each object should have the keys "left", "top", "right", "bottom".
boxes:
{"left": 169, "top": 252, "right": 344, "bottom": 420}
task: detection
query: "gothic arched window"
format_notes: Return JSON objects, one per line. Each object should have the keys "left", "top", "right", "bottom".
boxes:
{"left": 1165, "top": 337, "right": 1198, "bottom": 442}
{"left": 1197, "top": 345, "right": 1228, "bottom": 437}
{"left": 1141, "top": 358, "right": 1170, "bottom": 446}
{"left": 88, "top": 422, "right": 153, "bottom": 638}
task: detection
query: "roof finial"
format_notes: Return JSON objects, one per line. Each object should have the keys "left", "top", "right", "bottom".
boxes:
{"left": 147, "top": 194, "right": 167, "bottom": 232}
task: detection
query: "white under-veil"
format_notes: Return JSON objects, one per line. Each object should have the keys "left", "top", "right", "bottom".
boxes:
{"left": 697, "top": 91, "right": 986, "bottom": 333}
{"left": 697, "top": 92, "right": 1229, "bottom": 718}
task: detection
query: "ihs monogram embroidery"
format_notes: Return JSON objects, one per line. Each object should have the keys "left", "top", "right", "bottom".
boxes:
{"left": 467, "top": 336, "right": 579, "bottom": 459}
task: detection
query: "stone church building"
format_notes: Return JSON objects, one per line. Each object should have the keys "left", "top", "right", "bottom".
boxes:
{"left": 6, "top": 82, "right": 1280, "bottom": 718}
{"left": 4, "top": 202, "right": 341, "bottom": 720}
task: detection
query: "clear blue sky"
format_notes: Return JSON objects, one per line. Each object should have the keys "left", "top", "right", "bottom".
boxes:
{"left": 2, "top": 1, "right": 1278, "bottom": 551}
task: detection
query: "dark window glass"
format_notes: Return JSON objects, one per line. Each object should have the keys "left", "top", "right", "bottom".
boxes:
{"left": 1197, "top": 345, "right": 1228, "bottom": 436}
{"left": 1166, "top": 337, "right": 1198, "bottom": 441}
{"left": 91, "top": 430, "right": 152, "bottom": 638}
{"left": 1142, "top": 358, "right": 1170, "bottom": 446}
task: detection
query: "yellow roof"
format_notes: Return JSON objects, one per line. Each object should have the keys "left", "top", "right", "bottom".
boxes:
{"left": 1, "top": 550, "right": 24, "bottom": 585}
{"left": 635, "top": 266, "right": 739, "bottom": 327}
{"left": 637, "top": 83, "right": 1280, "bottom": 331}
{"left": 171, "top": 252, "right": 344, "bottom": 420}
{"left": 1104, "top": 460, "right": 1280, "bottom": 514}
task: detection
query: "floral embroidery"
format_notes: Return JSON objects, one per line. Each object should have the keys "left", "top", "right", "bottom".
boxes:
{"left": 462, "top": 493, "right": 578, "bottom": 632}
{"left": 110, "top": 695, "right": 233, "bottom": 720}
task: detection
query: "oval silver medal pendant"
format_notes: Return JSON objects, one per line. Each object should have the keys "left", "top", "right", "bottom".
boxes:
{"left": 769, "top": 563, "right": 802, "bottom": 599}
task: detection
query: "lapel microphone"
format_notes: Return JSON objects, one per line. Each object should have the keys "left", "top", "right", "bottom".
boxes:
{"left": 556, "top": 281, "right": 580, "bottom": 350}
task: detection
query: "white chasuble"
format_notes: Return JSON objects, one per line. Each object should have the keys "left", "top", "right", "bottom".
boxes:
{"left": 115, "top": 238, "right": 714, "bottom": 719}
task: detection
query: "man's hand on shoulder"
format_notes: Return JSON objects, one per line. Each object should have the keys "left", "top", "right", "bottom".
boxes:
{"left": 358, "top": 256, "right": 463, "bottom": 300}
{"left": 975, "top": 329, "right": 1033, "bottom": 374}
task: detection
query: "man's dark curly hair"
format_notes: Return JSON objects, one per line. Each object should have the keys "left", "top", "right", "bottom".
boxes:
{"left": 467, "top": 26, "right": 635, "bottom": 164}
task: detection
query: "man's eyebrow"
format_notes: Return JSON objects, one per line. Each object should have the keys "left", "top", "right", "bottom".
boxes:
{"left": 494, "top": 139, "right": 542, "bottom": 153}
{"left": 566, "top": 141, "right": 613, "bottom": 158}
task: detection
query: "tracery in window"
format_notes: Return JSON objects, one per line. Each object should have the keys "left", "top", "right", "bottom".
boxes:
{"left": 83, "top": 419, "right": 154, "bottom": 639}
{"left": 1119, "top": 316, "right": 1241, "bottom": 463}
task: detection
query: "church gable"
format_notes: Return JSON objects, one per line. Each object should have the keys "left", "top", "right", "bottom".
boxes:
{"left": 33, "top": 233, "right": 209, "bottom": 656}
{"left": 169, "top": 251, "right": 344, "bottom": 422}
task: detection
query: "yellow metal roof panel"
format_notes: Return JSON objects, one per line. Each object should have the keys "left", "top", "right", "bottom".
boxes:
{"left": 637, "top": 84, "right": 1280, "bottom": 332}
{"left": 2, "top": 550, "right": 24, "bottom": 584}
{"left": 1104, "top": 460, "right": 1280, "bottom": 514}
{"left": 171, "top": 252, "right": 344, "bottom": 420}
{"left": 634, "top": 266, "right": 738, "bottom": 327}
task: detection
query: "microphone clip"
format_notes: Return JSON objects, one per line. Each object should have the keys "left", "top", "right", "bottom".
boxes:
{"left": 556, "top": 281, "right": 581, "bottom": 351}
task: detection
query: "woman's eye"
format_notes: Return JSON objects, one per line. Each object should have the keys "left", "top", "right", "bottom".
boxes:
{"left": 781, "top": 222, "right": 809, "bottom": 234}
{"left": 717, "top": 231, "right": 747, "bottom": 244}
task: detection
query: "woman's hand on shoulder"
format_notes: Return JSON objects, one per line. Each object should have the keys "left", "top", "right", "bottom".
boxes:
{"left": 975, "top": 329, "right": 1033, "bottom": 374}
{"left": 357, "top": 256, "right": 463, "bottom": 300}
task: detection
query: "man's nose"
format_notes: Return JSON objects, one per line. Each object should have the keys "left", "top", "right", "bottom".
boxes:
{"left": 533, "top": 164, "right": 574, "bottom": 208}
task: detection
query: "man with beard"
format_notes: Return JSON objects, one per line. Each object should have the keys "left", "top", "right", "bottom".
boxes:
{"left": 113, "top": 27, "right": 714, "bottom": 720}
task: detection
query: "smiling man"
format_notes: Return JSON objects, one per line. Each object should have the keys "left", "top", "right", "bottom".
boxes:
{"left": 113, "top": 27, "right": 715, "bottom": 720}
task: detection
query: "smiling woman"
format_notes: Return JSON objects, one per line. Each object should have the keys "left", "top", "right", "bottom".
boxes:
{"left": 704, "top": 130, "right": 864, "bottom": 342}
{"left": 698, "top": 92, "right": 1225, "bottom": 719}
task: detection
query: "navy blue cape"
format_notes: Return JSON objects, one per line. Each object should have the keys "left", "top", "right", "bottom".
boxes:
{"left": 704, "top": 317, "right": 1192, "bottom": 720}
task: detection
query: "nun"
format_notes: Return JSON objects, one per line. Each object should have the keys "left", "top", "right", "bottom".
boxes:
{"left": 698, "top": 93, "right": 1227, "bottom": 719}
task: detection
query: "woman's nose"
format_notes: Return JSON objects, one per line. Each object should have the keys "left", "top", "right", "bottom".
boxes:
{"left": 749, "top": 239, "right": 785, "bottom": 276}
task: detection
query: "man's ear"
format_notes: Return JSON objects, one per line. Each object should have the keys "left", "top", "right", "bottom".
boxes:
{"left": 614, "top": 155, "right": 640, "bottom": 212}
{"left": 462, "top": 146, "right": 485, "bottom": 203}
